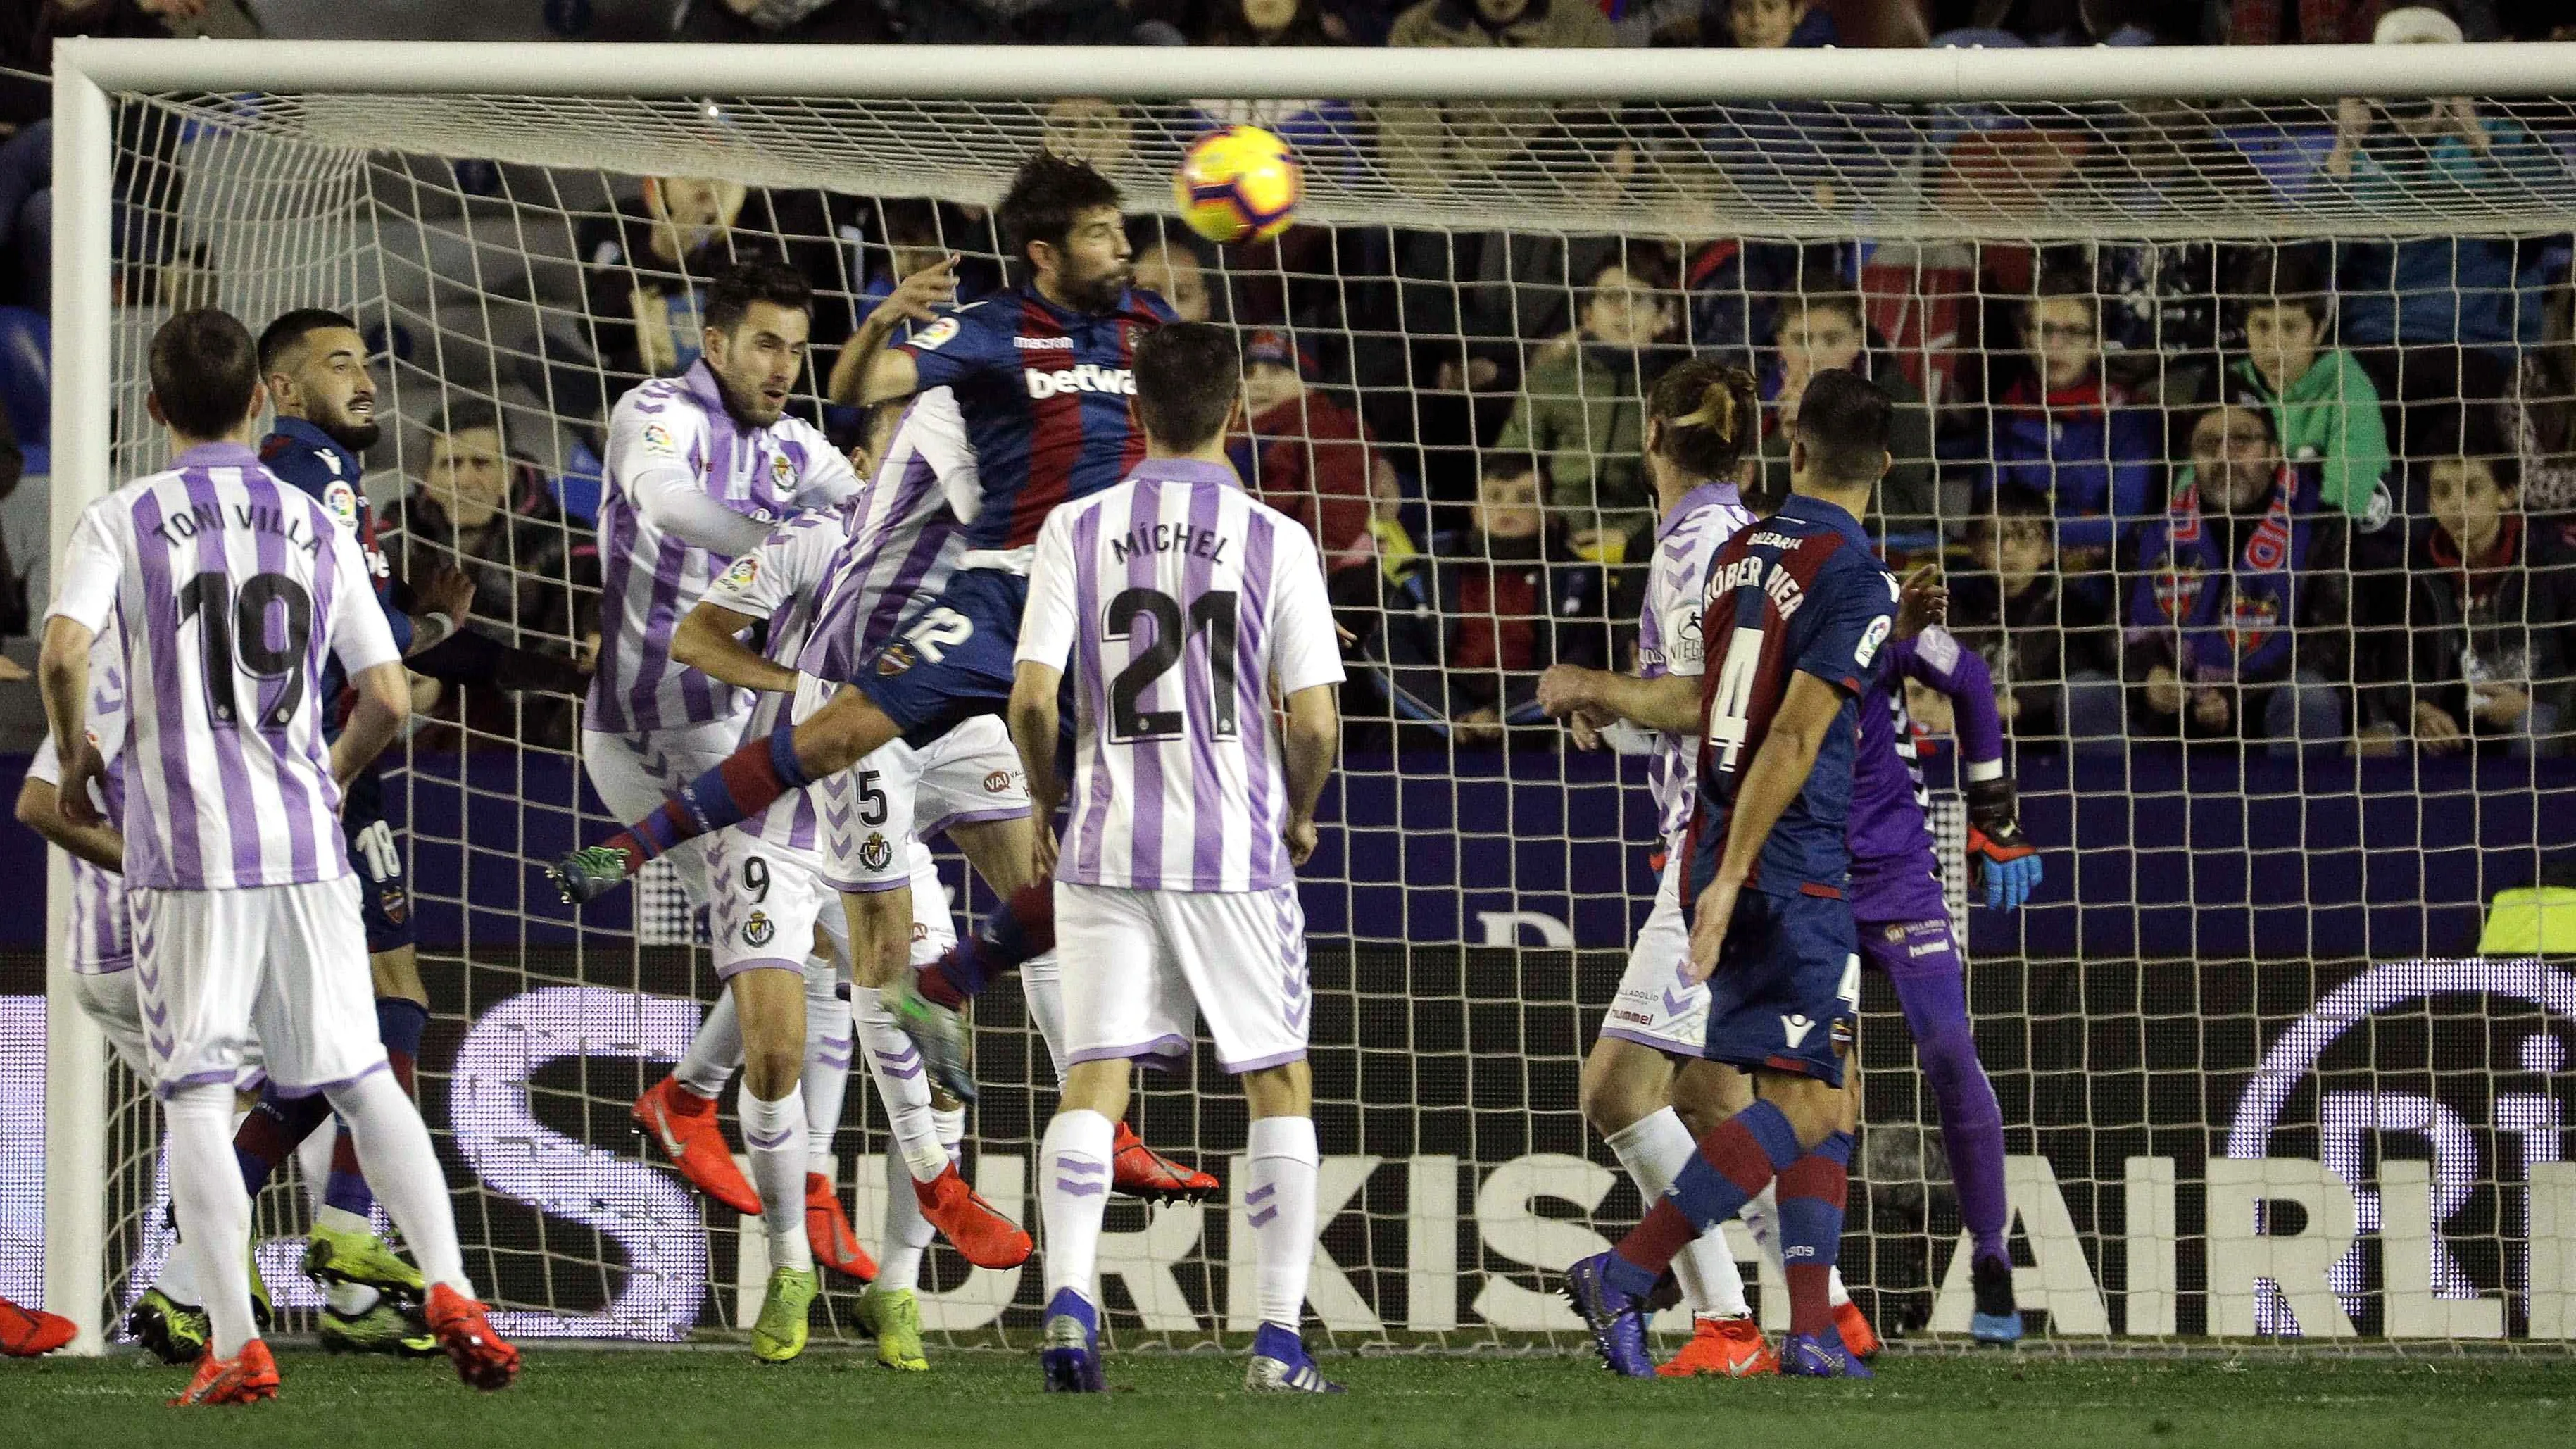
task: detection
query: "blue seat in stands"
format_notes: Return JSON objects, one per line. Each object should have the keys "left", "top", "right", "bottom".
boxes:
{"left": 0, "top": 306, "right": 48, "bottom": 477}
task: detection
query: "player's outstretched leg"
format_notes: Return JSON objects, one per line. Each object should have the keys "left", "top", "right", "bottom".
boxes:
{"left": 633, "top": 993, "right": 764, "bottom": 1216}
{"left": 0, "top": 1296, "right": 75, "bottom": 1357}
{"left": 329, "top": 1070, "right": 518, "bottom": 1391}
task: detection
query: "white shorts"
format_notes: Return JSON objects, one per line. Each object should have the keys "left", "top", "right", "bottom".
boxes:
{"left": 710, "top": 830, "right": 957, "bottom": 981}
{"left": 796, "top": 682, "right": 1027, "bottom": 893}
{"left": 129, "top": 877, "right": 385, "bottom": 1099}
{"left": 72, "top": 965, "right": 149, "bottom": 1076}
{"left": 1599, "top": 858, "right": 1710, "bottom": 1058}
{"left": 1057, "top": 881, "right": 1310, "bottom": 1075}
{"left": 581, "top": 718, "right": 746, "bottom": 905}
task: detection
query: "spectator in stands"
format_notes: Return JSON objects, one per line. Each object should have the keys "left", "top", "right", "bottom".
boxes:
{"left": 2326, "top": 8, "right": 2560, "bottom": 405}
{"left": 2513, "top": 275, "right": 2576, "bottom": 518}
{"left": 1132, "top": 235, "right": 1216, "bottom": 325}
{"left": 387, "top": 400, "right": 599, "bottom": 746}
{"left": 1376, "top": 0, "right": 1614, "bottom": 195}
{"left": 2226, "top": 251, "right": 2396, "bottom": 529}
{"left": 2378, "top": 429, "right": 2576, "bottom": 757}
{"left": 1233, "top": 327, "right": 1406, "bottom": 584}
{"left": 1190, "top": 1, "right": 1365, "bottom": 164}
{"left": 1494, "top": 253, "right": 1678, "bottom": 565}
{"left": 1378, "top": 452, "right": 1611, "bottom": 746}
{"left": 1038, "top": 96, "right": 1135, "bottom": 175}
{"left": 1754, "top": 291, "right": 1937, "bottom": 533}
{"left": 1680, "top": 0, "right": 1903, "bottom": 218}
{"left": 851, "top": 199, "right": 968, "bottom": 341}
{"left": 1982, "top": 275, "right": 2160, "bottom": 565}
{"left": 2125, "top": 403, "right": 2352, "bottom": 755}
{"left": 1946, "top": 491, "right": 2124, "bottom": 746}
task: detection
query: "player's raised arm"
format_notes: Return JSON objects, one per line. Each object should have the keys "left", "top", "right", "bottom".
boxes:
{"left": 827, "top": 253, "right": 957, "bottom": 407}
{"left": 1540, "top": 666, "right": 1700, "bottom": 733}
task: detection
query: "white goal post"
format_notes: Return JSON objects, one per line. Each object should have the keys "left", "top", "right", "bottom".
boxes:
{"left": 37, "top": 36, "right": 2576, "bottom": 1355}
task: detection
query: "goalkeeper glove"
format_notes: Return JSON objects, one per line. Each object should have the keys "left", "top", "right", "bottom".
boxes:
{"left": 1964, "top": 775, "right": 2042, "bottom": 912}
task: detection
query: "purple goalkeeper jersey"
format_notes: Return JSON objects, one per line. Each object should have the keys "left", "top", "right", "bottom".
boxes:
{"left": 1848, "top": 624, "right": 2006, "bottom": 922}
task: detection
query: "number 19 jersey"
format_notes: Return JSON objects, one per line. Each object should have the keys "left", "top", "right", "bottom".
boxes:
{"left": 1682, "top": 492, "right": 1897, "bottom": 903}
{"left": 46, "top": 443, "right": 401, "bottom": 891}
{"left": 1017, "top": 457, "right": 1344, "bottom": 893}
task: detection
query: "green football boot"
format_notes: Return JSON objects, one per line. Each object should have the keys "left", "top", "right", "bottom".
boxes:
{"left": 319, "top": 1298, "right": 441, "bottom": 1357}
{"left": 125, "top": 1288, "right": 210, "bottom": 1365}
{"left": 751, "top": 1265, "right": 819, "bottom": 1363}
{"left": 860, "top": 1285, "right": 927, "bottom": 1372}
{"left": 304, "top": 1222, "right": 426, "bottom": 1300}
{"left": 548, "top": 845, "right": 633, "bottom": 905}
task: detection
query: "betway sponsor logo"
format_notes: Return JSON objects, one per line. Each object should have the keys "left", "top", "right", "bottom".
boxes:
{"left": 1025, "top": 364, "right": 1136, "bottom": 399}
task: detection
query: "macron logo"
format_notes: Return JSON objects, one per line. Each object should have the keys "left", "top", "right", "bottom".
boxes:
{"left": 1780, "top": 1013, "right": 1816, "bottom": 1048}
{"left": 1024, "top": 364, "right": 1136, "bottom": 400}
{"left": 1014, "top": 335, "right": 1074, "bottom": 350}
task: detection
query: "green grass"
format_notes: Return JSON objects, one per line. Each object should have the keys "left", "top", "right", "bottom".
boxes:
{"left": 5, "top": 1346, "right": 2572, "bottom": 1449}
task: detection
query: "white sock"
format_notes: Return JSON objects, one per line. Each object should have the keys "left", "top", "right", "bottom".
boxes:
{"left": 803, "top": 974, "right": 853, "bottom": 1162}
{"left": 326, "top": 1070, "right": 470, "bottom": 1296}
{"left": 294, "top": 1119, "right": 337, "bottom": 1221}
{"left": 677, "top": 991, "right": 742, "bottom": 1100}
{"left": 1022, "top": 951, "right": 1069, "bottom": 1085}
{"left": 1038, "top": 1109, "right": 1115, "bottom": 1307}
{"left": 1245, "top": 1115, "right": 1319, "bottom": 1333}
{"left": 739, "top": 1085, "right": 811, "bottom": 1271}
{"left": 1605, "top": 1108, "right": 1749, "bottom": 1319}
{"left": 1740, "top": 1182, "right": 1851, "bottom": 1309}
{"left": 151, "top": 1153, "right": 204, "bottom": 1305}
{"left": 165, "top": 1083, "right": 260, "bottom": 1356}
{"left": 932, "top": 1105, "right": 965, "bottom": 1165}
{"left": 851, "top": 986, "right": 948, "bottom": 1183}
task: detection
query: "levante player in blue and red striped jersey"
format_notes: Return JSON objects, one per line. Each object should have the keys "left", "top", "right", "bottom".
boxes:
{"left": 1566, "top": 370, "right": 1904, "bottom": 1379}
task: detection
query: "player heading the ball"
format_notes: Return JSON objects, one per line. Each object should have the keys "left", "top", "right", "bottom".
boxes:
{"left": 1016, "top": 322, "right": 1346, "bottom": 1395}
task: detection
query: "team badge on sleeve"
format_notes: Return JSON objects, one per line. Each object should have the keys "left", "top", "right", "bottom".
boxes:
{"left": 772, "top": 453, "right": 794, "bottom": 487}
{"left": 719, "top": 555, "right": 760, "bottom": 590}
{"left": 641, "top": 422, "right": 677, "bottom": 453}
{"left": 322, "top": 479, "right": 362, "bottom": 531}
{"left": 911, "top": 316, "right": 960, "bottom": 351}
{"left": 1855, "top": 615, "right": 1891, "bottom": 669}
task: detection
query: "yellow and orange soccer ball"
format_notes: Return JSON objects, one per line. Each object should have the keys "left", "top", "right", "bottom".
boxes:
{"left": 1174, "top": 125, "right": 1302, "bottom": 246}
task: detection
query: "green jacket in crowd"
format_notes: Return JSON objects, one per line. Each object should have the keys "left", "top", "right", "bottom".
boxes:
{"left": 2227, "top": 351, "right": 2393, "bottom": 525}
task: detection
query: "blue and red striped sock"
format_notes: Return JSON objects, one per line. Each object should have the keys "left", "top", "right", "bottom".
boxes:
{"left": 234, "top": 1088, "right": 332, "bottom": 1196}
{"left": 915, "top": 884, "right": 1055, "bottom": 1010}
{"left": 1778, "top": 1130, "right": 1856, "bottom": 1336}
{"left": 606, "top": 723, "right": 812, "bottom": 872}
{"left": 1604, "top": 1098, "right": 1802, "bottom": 1298}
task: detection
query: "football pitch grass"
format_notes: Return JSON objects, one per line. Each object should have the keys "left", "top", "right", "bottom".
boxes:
{"left": 6, "top": 1346, "right": 2572, "bottom": 1448}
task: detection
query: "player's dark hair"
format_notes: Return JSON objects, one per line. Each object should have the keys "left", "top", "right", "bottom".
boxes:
{"left": 1132, "top": 322, "right": 1240, "bottom": 451}
{"left": 998, "top": 151, "right": 1122, "bottom": 267}
{"left": 1791, "top": 368, "right": 1894, "bottom": 487}
{"left": 152, "top": 308, "right": 262, "bottom": 439}
{"left": 255, "top": 306, "right": 359, "bottom": 379}
{"left": 704, "top": 261, "right": 812, "bottom": 337}
{"left": 1647, "top": 356, "right": 1757, "bottom": 482}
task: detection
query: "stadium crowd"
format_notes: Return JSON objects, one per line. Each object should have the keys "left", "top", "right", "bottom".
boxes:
{"left": 0, "top": 0, "right": 2572, "bottom": 760}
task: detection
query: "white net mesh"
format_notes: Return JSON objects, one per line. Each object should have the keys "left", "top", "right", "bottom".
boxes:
{"left": 66, "top": 62, "right": 2576, "bottom": 1350}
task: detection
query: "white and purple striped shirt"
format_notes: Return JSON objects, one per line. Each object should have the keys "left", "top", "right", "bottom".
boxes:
{"left": 700, "top": 508, "right": 850, "bottom": 853}
{"left": 794, "top": 389, "right": 971, "bottom": 684}
{"left": 46, "top": 444, "right": 401, "bottom": 891}
{"left": 1636, "top": 481, "right": 1753, "bottom": 850}
{"left": 586, "top": 362, "right": 860, "bottom": 734}
{"left": 1018, "top": 458, "right": 1343, "bottom": 893}
{"left": 27, "top": 622, "right": 132, "bottom": 972}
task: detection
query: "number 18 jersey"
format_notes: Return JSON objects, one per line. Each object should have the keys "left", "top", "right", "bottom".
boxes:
{"left": 1017, "top": 457, "right": 1343, "bottom": 893}
{"left": 46, "top": 443, "right": 401, "bottom": 891}
{"left": 1682, "top": 492, "right": 1897, "bottom": 903}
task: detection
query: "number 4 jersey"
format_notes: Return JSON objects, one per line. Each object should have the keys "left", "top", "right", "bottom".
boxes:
{"left": 1017, "top": 457, "right": 1344, "bottom": 893}
{"left": 1682, "top": 492, "right": 1899, "bottom": 904}
{"left": 46, "top": 443, "right": 402, "bottom": 890}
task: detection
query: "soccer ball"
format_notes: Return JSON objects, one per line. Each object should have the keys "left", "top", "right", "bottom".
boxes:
{"left": 1174, "top": 125, "right": 1302, "bottom": 246}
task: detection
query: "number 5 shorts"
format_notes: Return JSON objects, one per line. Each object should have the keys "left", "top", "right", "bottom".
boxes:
{"left": 795, "top": 673, "right": 1032, "bottom": 895}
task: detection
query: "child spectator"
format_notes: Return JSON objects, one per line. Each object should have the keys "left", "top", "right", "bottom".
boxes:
{"left": 1132, "top": 236, "right": 1217, "bottom": 325}
{"left": 1981, "top": 275, "right": 2161, "bottom": 564}
{"left": 2379, "top": 433, "right": 2576, "bottom": 757}
{"left": 2225, "top": 251, "right": 2396, "bottom": 530}
{"left": 1946, "top": 491, "right": 2123, "bottom": 747}
{"left": 1494, "top": 253, "right": 1679, "bottom": 565}
{"left": 1377, "top": 453, "right": 1611, "bottom": 746}
{"left": 2125, "top": 403, "right": 2353, "bottom": 755}
{"left": 1754, "top": 291, "right": 1937, "bottom": 534}
{"left": 1232, "top": 328, "right": 1407, "bottom": 584}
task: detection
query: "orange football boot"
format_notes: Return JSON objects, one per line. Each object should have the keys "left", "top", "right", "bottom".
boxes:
{"left": 0, "top": 1296, "right": 74, "bottom": 1357}
{"left": 805, "top": 1172, "right": 879, "bottom": 1283}
{"left": 914, "top": 1163, "right": 1032, "bottom": 1269}
{"left": 632, "top": 1075, "right": 762, "bottom": 1217}
{"left": 1834, "top": 1300, "right": 1882, "bottom": 1360}
{"left": 1111, "top": 1120, "right": 1219, "bottom": 1203}
{"left": 425, "top": 1285, "right": 520, "bottom": 1391}
{"left": 1656, "top": 1315, "right": 1779, "bottom": 1377}
{"left": 169, "top": 1340, "right": 280, "bottom": 1405}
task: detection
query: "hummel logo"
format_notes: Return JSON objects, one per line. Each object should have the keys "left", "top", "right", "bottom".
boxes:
{"left": 1780, "top": 1014, "right": 1816, "bottom": 1048}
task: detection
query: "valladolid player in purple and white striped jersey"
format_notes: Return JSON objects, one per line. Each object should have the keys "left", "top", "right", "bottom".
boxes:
{"left": 1010, "top": 323, "right": 1346, "bottom": 1395}
{"left": 38, "top": 309, "right": 517, "bottom": 1403}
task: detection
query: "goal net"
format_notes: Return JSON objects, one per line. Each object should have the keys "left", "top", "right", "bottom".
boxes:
{"left": 33, "top": 37, "right": 2576, "bottom": 1353}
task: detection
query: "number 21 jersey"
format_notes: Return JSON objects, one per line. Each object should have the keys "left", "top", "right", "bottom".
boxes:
{"left": 1682, "top": 493, "right": 1897, "bottom": 903}
{"left": 46, "top": 443, "right": 401, "bottom": 890}
{"left": 1017, "top": 457, "right": 1343, "bottom": 893}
